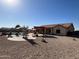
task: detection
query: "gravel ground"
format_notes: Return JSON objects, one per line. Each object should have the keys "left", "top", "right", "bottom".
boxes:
{"left": 0, "top": 35, "right": 79, "bottom": 59}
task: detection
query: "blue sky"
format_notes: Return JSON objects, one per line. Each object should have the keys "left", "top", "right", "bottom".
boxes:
{"left": 0, "top": 0, "right": 79, "bottom": 30}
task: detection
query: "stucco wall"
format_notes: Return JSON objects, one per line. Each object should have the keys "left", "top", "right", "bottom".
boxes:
{"left": 68, "top": 25, "right": 74, "bottom": 32}
{"left": 53, "top": 26, "right": 68, "bottom": 35}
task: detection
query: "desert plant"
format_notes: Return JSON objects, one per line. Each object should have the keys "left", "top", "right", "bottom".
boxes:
{"left": 15, "top": 32, "right": 19, "bottom": 37}
{"left": 8, "top": 32, "right": 12, "bottom": 38}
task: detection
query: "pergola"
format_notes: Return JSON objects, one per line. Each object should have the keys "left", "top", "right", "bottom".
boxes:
{"left": 34, "top": 26, "right": 48, "bottom": 34}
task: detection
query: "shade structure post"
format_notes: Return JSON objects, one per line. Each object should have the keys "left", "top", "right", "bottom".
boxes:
{"left": 42, "top": 27, "right": 47, "bottom": 37}
{"left": 50, "top": 27, "right": 53, "bottom": 34}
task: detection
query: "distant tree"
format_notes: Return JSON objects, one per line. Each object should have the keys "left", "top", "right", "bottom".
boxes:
{"left": 14, "top": 25, "right": 21, "bottom": 36}
{"left": 15, "top": 25, "right": 21, "bottom": 29}
{"left": 22, "top": 26, "right": 28, "bottom": 37}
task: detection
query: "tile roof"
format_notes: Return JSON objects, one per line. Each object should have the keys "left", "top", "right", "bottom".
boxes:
{"left": 34, "top": 23, "right": 74, "bottom": 29}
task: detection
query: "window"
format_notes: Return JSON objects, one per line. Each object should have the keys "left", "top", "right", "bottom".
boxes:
{"left": 56, "top": 29, "right": 60, "bottom": 33}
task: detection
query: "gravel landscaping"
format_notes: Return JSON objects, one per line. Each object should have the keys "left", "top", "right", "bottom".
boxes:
{"left": 0, "top": 35, "right": 79, "bottom": 59}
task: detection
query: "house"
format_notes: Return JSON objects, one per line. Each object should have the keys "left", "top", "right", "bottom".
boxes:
{"left": 34, "top": 23, "right": 75, "bottom": 35}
